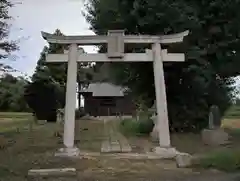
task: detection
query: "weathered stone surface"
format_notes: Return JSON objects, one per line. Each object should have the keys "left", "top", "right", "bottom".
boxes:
{"left": 57, "top": 108, "right": 64, "bottom": 124}
{"left": 201, "top": 128, "right": 229, "bottom": 145}
{"left": 176, "top": 153, "right": 192, "bottom": 168}
{"left": 116, "top": 132, "right": 132, "bottom": 152}
{"left": 28, "top": 168, "right": 77, "bottom": 177}
{"left": 208, "top": 105, "right": 221, "bottom": 129}
{"left": 153, "top": 147, "right": 179, "bottom": 159}
{"left": 101, "top": 140, "right": 111, "bottom": 153}
{"left": 55, "top": 147, "right": 80, "bottom": 157}
{"left": 37, "top": 120, "right": 47, "bottom": 125}
{"left": 111, "top": 141, "right": 121, "bottom": 152}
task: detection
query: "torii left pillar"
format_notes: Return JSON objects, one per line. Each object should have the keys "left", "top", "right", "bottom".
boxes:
{"left": 55, "top": 43, "right": 80, "bottom": 157}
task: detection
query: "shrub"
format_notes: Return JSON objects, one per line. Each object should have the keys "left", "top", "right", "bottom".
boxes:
{"left": 193, "top": 150, "right": 240, "bottom": 172}
{"left": 120, "top": 118, "right": 139, "bottom": 134}
{"left": 24, "top": 80, "right": 63, "bottom": 122}
{"left": 138, "top": 119, "right": 154, "bottom": 134}
{"left": 120, "top": 117, "right": 154, "bottom": 135}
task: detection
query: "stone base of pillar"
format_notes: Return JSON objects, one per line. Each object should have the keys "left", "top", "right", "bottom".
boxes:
{"left": 153, "top": 146, "right": 179, "bottom": 159}
{"left": 55, "top": 147, "right": 80, "bottom": 157}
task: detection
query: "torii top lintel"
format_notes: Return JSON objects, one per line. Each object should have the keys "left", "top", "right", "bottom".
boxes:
{"left": 41, "top": 29, "right": 189, "bottom": 45}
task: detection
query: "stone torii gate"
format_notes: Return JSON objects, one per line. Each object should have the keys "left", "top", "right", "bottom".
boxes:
{"left": 42, "top": 30, "right": 189, "bottom": 157}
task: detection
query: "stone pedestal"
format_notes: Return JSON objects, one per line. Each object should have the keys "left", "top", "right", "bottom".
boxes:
{"left": 176, "top": 152, "right": 192, "bottom": 168}
{"left": 55, "top": 147, "right": 80, "bottom": 157}
{"left": 201, "top": 128, "right": 229, "bottom": 146}
{"left": 153, "top": 146, "right": 179, "bottom": 159}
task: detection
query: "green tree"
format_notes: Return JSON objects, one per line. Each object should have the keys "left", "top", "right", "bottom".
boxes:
{"left": 0, "top": 73, "right": 29, "bottom": 111}
{"left": 32, "top": 29, "right": 67, "bottom": 84}
{"left": 31, "top": 29, "right": 67, "bottom": 108}
{"left": 0, "top": 0, "right": 18, "bottom": 71}
{"left": 85, "top": 0, "right": 238, "bottom": 132}
{"left": 32, "top": 29, "right": 96, "bottom": 108}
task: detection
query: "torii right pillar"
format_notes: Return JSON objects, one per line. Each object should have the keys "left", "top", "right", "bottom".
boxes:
{"left": 152, "top": 42, "right": 179, "bottom": 157}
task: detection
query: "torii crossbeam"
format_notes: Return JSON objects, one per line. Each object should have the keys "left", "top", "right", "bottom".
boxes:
{"left": 42, "top": 30, "right": 189, "bottom": 157}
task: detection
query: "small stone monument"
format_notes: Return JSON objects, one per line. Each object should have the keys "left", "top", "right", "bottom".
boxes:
{"left": 201, "top": 105, "right": 229, "bottom": 145}
{"left": 208, "top": 105, "right": 221, "bottom": 129}
{"left": 57, "top": 108, "right": 64, "bottom": 124}
{"left": 55, "top": 108, "right": 65, "bottom": 138}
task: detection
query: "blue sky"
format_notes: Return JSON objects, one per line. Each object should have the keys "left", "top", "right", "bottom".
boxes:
{"left": 4, "top": 0, "right": 97, "bottom": 77}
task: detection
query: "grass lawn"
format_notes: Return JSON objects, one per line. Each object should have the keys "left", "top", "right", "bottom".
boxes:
{"left": 0, "top": 112, "right": 106, "bottom": 180}
{"left": 120, "top": 117, "right": 240, "bottom": 154}
{"left": 0, "top": 112, "right": 239, "bottom": 180}
{"left": 119, "top": 117, "right": 240, "bottom": 172}
{"left": 222, "top": 119, "right": 240, "bottom": 129}
{"left": 0, "top": 113, "right": 194, "bottom": 181}
{"left": 0, "top": 112, "right": 32, "bottom": 119}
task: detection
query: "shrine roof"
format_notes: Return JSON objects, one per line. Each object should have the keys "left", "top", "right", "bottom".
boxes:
{"left": 79, "top": 82, "right": 128, "bottom": 97}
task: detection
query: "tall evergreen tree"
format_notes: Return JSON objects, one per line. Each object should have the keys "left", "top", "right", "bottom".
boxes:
{"left": 32, "top": 29, "right": 67, "bottom": 85}
{"left": 85, "top": 0, "right": 239, "bottom": 131}
{"left": 32, "top": 29, "right": 97, "bottom": 108}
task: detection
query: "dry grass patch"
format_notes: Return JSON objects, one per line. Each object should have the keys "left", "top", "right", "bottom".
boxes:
{"left": 76, "top": 119, "right": 105, "bottom": 152}
{"left": 222, "top": 119, "right": 240, "bottom": 129}
{"left": 0, "top": 114, "right": 105, "bottom": 180}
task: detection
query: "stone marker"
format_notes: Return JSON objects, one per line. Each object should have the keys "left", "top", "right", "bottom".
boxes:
{"left": 201, "top": 105, "right": 229, "bottom": 145}
{"left": 153, "top": 147, "right": 179, "bottom": 159}
{"left": 55, "top": 147, "right": 80, "bottom": 157}
{"left": 57, "top": 108, "right": 64, "bottom": 124}
{"left": 28, "top": 168, "right": 77, "bottom": 177}
{"left": 201, "top": 128, "right": 229, "bottom": 145}
{"left": 208, "top": 105, "right": 221, "bottom": 129}
{"left": 176, "top": 152, "right": 192, "bottom": 168}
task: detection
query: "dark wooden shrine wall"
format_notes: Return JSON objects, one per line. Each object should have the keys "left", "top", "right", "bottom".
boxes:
{"left": 82, "top": 93, "right": 136, "bottom": 116}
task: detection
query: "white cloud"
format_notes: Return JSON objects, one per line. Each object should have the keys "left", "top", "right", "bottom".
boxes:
{"left": 6, "top": 0, "right": 95, "bottom": 77}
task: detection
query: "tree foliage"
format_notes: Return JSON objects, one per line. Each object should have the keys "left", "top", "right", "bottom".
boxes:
{"left": 28, "top": 29, "right": 96, "bottom": 120}
{"left": 24, "top": 80, "right": 58, "bottom": 121}
{"left": 0, "top": 73, "right": 29, "bottom": 112}
{"left": 0, "top": 0, "right": 18, "bottom": 71}
{"left": 85, "top": 0, "right": 239, "bottom": 132}
{"left": 32, "top": 29, "right": 67, "bottom": 85}
{"left": 24, "top": 30, "right": 67, "bottom": 120}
